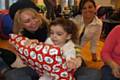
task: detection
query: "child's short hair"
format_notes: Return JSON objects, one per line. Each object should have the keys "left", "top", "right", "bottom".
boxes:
{"left": 49, "top": 18, "right": 79, "bottom": 44}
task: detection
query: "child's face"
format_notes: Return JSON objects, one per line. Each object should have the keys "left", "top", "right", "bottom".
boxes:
{"left": 20, "top": 10, "right": 40, "bottom": 32}
{"left": 49, "top": 25, "right": 71, "bottom": 47}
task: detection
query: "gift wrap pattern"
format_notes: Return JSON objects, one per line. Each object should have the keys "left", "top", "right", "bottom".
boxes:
{"left": 9, "top": 34, "right": 74, "bottom": 80}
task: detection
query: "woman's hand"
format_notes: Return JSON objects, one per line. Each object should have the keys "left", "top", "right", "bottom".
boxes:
{"left": 25, "top": 39, "right": 39, "bottom": 47}
{"left": 111, "top": 62, "right": 120, "bottom": 78}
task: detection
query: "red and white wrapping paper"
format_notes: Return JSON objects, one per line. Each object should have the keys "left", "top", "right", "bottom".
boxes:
{"left": 9, "top": 34, "right": 74, "bottom": 80}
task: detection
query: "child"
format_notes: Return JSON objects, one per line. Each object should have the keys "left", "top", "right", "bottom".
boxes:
{"left": 40, "top": 18, "right": 82, "bottom": 80}
{"left": 9, "top": 18, "right": 82, "bottom": 80}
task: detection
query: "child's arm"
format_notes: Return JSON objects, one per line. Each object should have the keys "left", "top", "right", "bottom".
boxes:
{"left": 66, "top": 45, "right": 82, "bottom": 69}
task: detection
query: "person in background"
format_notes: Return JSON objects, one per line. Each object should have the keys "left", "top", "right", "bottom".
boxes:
{"left": 108, "top": 8, "right": 120, "bottom": 21}
{"left": 43, "top": 0, "right": 56, "bottom": 20}
{"left": 71, "top": 0, "right": 102, "bottom": 61}
{"left": 101, "top": 25, "right": 120, "bottom": 80}
{"left": 78, "top": 0, "right": 84, "bottom": 14}
{"left": 42, "top": 18, "right": 82, "bottom": 80}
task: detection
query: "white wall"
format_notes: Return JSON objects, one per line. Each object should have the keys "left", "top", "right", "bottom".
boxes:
{"left": 95, "top": 0, "right": 114, "bottom": 7}
{"left": 37, "top": 0, "right": 115, "bottom": 7}
{"left": 0, "top": 0, "right": 5, "bottom": 9}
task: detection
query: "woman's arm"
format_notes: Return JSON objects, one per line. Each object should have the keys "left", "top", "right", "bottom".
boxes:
{"left": 66, "top": 45, "right": 83, "bottom": 69}
{"left": 101, "top": 26, "right": 120, "bottom": 78}
{"left": 101, "top": 26, "right": 119, "bottom": 63}
{"left": 90, "top": 21, "right": 103, "bottom": 54}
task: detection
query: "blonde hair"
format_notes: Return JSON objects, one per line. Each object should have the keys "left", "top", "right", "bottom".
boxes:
{"left": 13, "top": 8, "right": 43, "bottom": 34}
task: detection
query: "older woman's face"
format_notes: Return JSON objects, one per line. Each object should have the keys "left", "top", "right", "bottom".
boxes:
{"left": 20, "top": 10, "right": 40, "bottom": 32}
{"left": 82, "top": 1, "right": 96, "bottom": 19}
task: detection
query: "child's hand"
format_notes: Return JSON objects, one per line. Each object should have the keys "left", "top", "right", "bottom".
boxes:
{"left": 66, "top": 59, "right": 76, "bottom": 69}
{"left": 75, "top": 57, "right": 82, "bottom": 68}
{"left": 110, "top": 61, "right": 120, "bottom": 78}
{"left": 66, "top": 57, "right": 82, "bottom": 70}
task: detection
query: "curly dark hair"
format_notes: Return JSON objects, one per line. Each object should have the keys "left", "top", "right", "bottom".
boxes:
{"left": 49, "top": 18, "right": 79, "bottom": 44}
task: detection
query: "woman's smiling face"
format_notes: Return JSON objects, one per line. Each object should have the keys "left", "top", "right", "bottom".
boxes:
{"left": 82, "top": 1, "right": 96, "bottom": 20}
{"left": 20, "top": 10, "right": 40, "bottom": 32}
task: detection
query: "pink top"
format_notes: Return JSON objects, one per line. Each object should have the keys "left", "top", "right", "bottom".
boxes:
{"left": 101, "top": 25, "right": 120, "bottom": 65}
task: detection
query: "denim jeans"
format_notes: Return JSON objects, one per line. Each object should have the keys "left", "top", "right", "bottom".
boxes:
{"left": 0, "top": 48, "right": 39, "bottom": 80}
{"left": 0, "top": 48, "right": 16, "bottom": 66}
{"left": 0, "top": 48, "right": 16, "bottom": 74}
{"left": 5, "top": 67, "right": 39, "bottom": 80}
{"left": 101, "top": 65, "right": 120, "bottom": 80}
{"left": 75, "top": 67, "right": 101, "bottom": 80}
